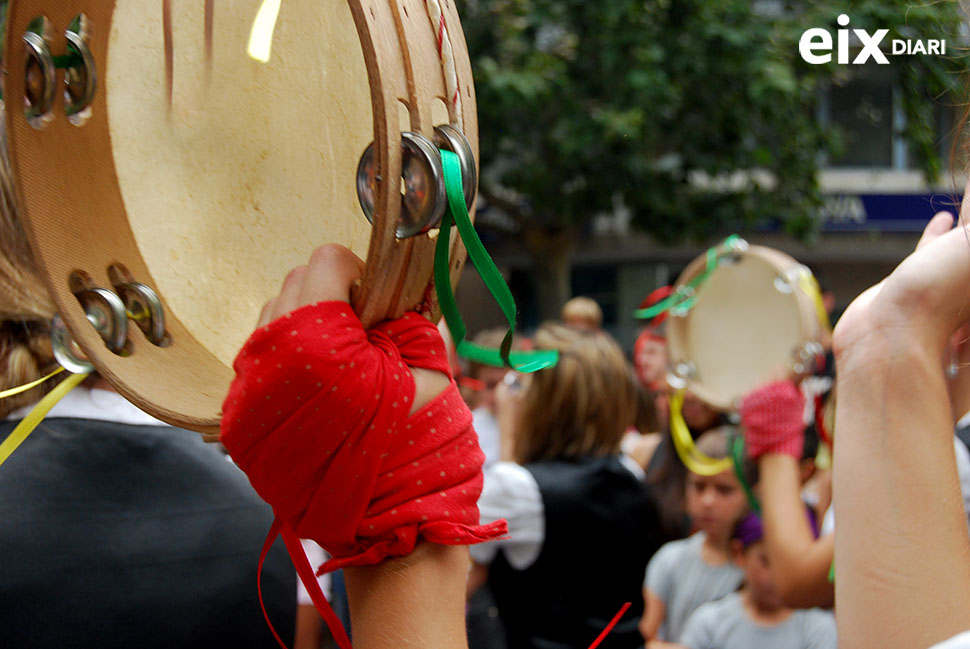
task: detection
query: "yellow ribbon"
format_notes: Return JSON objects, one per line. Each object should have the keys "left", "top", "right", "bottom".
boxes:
{"left": 669, "top": 389, "right": 733, "bottom": 476}
{"left": 0, "top": 366, "right": 65, "bottom": 399}
{"left": 0, "top": 371, "right": 89, "bottom": 469}
{"left": 798, "top": 273, "right": 832, "bottom": 333}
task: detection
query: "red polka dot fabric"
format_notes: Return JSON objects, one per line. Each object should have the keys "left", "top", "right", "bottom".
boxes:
{"left": 738, "top": 380, "right": 806, "bottom": 460}
{"left": 221, "top": 301, "right": 507, "bottom": 573}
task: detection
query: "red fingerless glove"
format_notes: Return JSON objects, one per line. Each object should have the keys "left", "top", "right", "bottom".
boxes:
{"left": 738, "top": 380, "right": 806, "bottom": 460}
{"left": 220, "top": 301, "right": 507, "bottom": 574}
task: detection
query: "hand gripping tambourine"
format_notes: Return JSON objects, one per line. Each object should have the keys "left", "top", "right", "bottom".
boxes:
{"left": 4, "top": 1, "right": 478, "bottom": 436}
{"left": 665, "top": 238, "right": 828, "bottom": 411}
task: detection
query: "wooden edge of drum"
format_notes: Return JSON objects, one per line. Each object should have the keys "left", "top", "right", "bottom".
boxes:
{"left": 664, "top": 248, "right": 729, "bottom": 410}
{"left": 665, "top": 244, "right": 821, "bottom": 410}
{"left": 7, "top": 1, "right": 233, "bottom": 433}
{"left": 351, "top": 0, "right": 476, "bottom": 329}
{"left": 439, "top": 0, "right": 478, "bottom": 316}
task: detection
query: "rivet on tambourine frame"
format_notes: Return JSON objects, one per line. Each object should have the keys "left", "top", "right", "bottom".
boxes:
{"left": 773, "top": 275, "right": 795, "bottom": 295}
{"left": 75, "top": 288, "right": 129, "bottom": 353}
{"left": 63, "top": 28, "right": 97, "bottom": 123}
{"left": 117, "top": 282, "right": 166, "bottom": 345}
{"left": 667, "top": 361, "right": 697, "bottom": 390}
{"left": 51, "top": 287, "right": 129, "bottom": 373}
{"left": 665, "top": 371, "right": 688, "bottom": 391}
{"left": 718, "top": 236, "right": 748, "bottom": 265}
{"left": 433, "top": 124, "right": 477, "bottom": 210}
{"left": 791, "top": 341, "right": 824, "bottom": 377}
{"left": 23, "top": 30, "right": 56, "bottom": 129}
{"left": 356, "top": 132, "right": 447, "bottom": 239}
{"left": 669, "top": 285, "right": 695, "bottom": 318}
{"left": 785, "top": 264, "right": 813, "bottom": 289}
{"left": 51, "top": 314, "right": 94, "bottom": 374}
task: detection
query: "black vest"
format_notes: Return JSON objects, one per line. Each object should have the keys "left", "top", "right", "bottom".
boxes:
{"left": 488, "top": 455, "right": 664, "bottom": 649}
{"left": 0, "top": 418, "right": 295, "bottom": 648}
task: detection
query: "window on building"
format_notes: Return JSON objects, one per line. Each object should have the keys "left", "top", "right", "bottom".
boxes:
{"left": 822, "top": 63, "right": 894, "bottom": 168}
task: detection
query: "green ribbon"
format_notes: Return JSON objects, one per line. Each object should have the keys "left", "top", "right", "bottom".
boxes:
{"left": 731, "top": 433, "right": 762, "bottom": 514}
{"left": 52, "top": 52, "right": 82, "bottom": 69}
{"left": 435, "top": 150, "right": 558, "bottom": 373}
{"left": 634, "top": 234, "right": 742, "bottom": 320}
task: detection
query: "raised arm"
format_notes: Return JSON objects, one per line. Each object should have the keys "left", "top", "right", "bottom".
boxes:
{"left": 833, "top": 212, "right": 970, "bottom": 649}
{"left": 740, "top": 379, "right": 834, "bottom": 608}
{"left": 758, "top": 454, "right": 834, "bottom": 608}
{"left": 225, "top": 244, "right": 494, "bottom": 649}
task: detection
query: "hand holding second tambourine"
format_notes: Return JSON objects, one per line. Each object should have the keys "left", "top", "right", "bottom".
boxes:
{"left": 739, "top": 379, "right": 806, "bottom": 461}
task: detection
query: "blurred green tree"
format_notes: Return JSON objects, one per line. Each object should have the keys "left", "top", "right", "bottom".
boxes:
{"left": 457, "top": 0, "right": 968, "bottom": 320}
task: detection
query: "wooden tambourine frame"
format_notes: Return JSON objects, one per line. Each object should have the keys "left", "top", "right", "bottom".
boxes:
{"left": 666, "top": 244, "right": 823, "bottom": 411}
{"left": 4, "top": 1, "right": 477, "bottom": 436}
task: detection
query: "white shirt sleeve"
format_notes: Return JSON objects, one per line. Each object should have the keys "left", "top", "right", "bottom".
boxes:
{"left": 952, "top": 436, "right": 970, "bottom": 540}
{"left": 470, "top": 461, "right": 544, "bottom": 570}
{"left": 929, "top": 631, "right": 970, "bottom": 649}
{"left": 296, "top": 539, "right": 331, "bottom": 606}
{"left": 471, "top": 407, "right": 501, "bottom": 469}
{"left": 820, "top": 502, "right": 835, "bottom": 537}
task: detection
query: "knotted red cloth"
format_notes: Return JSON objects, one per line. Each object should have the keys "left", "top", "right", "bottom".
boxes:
{"left": 738, "top": 380, "right": 806, "bottom": 460}
{"left": 220, "top": 301, "right": 507, "bottom": 574}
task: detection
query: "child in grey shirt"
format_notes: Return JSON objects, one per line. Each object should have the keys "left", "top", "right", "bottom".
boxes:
{"left": 641, "top": 429, "right": 747, "bottom": 643}
{"left": 679, "top": 511, "right": 836, "bottom": 649}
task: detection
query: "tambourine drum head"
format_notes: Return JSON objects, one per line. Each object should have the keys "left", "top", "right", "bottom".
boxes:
{"left": 671, "top": 251, "right": 804, "bottom": 409}
{"left": 109, "top": 2, "right": 372, "bottom": 365}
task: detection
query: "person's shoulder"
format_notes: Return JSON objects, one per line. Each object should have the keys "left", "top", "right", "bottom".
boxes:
{"left": 480, "top": 461, "right": 541, "bottom": 509}
{"left": 684, "top": 530, "right": 709, "bottom": 553}
{"left": 679, "top": 593, "right": 740, "bottom": 647}
{"left": 650, "top": 533, "right": 695, "bottom": 566}
{"left": 795, "top": 606, "right": 836, "bottom": 630}
{"left": 659, "top": 533, "right": 694, "bottom": 554}
{"left": 484, "top": 460, "right": 534, "bottom": 488}
{"left": 618, "top": 452, "right": 647, "bottom": 481}
{"left": 694, "top": 591, "right": 741, "bottom": 616}
{"left": 791, "top": 606, "right": 837, "bottom": 648}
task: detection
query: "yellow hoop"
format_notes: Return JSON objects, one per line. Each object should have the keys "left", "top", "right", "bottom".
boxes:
{"left": 669, "top": 389, "right": 733, "bottom": 476}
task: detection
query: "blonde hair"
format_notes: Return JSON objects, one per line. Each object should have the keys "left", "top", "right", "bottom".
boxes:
{"left": 514, "top": 323, "right": 635, "bottom": 464}
{"left": 0, "top": 103, "right": 61, "bottom": 416}
{"left": 560, "top": 296, "right": 603, "bottom": 330}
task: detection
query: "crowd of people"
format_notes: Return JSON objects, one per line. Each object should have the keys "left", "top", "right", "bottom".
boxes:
{"left": 456, "top": 293, "right": 840, "bottom": 649}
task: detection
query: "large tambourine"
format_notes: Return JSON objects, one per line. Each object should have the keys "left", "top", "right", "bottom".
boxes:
{"left": 4, "top": 0, "right": 478, "bottom": 436}
{"left": 665, "top": 239, "right": 827, "bottom": 411}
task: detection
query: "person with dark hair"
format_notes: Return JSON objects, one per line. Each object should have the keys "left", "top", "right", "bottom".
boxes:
{"left": 644, "top": 390, "right": 727, "bottom": 542}
{"left": 641, "top": 428, "right": 747, "bottom": 647}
